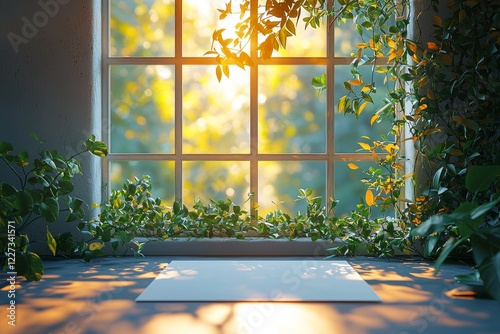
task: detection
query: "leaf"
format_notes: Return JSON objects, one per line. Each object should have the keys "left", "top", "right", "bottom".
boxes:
{"left": 471, "top": 228, "right": 500, "bottom": 269}
{"left": 358, "top": 142, "right": 371, "bottom": 151}
{"left": 285, "top": 19, "right": 296, "bottom": 35}
{"left": 0, "top": 141, "right": 13, "bottom": 156}
{"left": 348, "top": 78, "right": 363, "bottom": 86}
{"left": 216, "top": 65, "right": 222, "bottom": 82}
{"left": 13, "top": 190, "right": 34, "bottom": 216}
{"left": 358, "top": 101, "right": 367, "bottom": 115}
{"left": 434, "top": 236, "right": 467, "bottom": 274}
{"left": 39, "top": 197, "right": 60, "bottom": 222}
{"left": 89, "top": 242, "right": 105, "bottom": 251}
{"left": 28, "top": 132, "right": 45, "bottom": 144}
{"left": 46, "top": 227, "right": 57, "bottom": 256}
{"left": 465, "top": 166, "right": 500, "bottom": 193}
{"left": 477, "top": 252, "right": 500, "bottom": 300}
{"left": 347, "top": 163, "right": 359, "bottom": 170}
{"left": 411, "top": 214, "right": 447, "bottom": 237}
{"left": 433, "top": 15, "right": 442, "bottom": 27}
{"left": 338, "top": 96, "right": 347, "bottom": 113}
{"left": 424, "top": 234, "right": 439, "bottom": 257}
{"left": 470, "top": 196, "right": 500, "bottom": 220}
{"left": 84, "top": 136, "right": 108, "bottom": 157}
{"left": 15, "top": 251, "right": 44, "bottom": 281}
{"left": 427, "top": 42, "right": 439, "bottom": 50}
{"left": 365, "top": 189, "right": 374, "bottom": 206}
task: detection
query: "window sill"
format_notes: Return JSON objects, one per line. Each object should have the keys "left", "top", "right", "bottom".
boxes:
{"left": 124, "top": 237, "right": 342, "bottom": 257}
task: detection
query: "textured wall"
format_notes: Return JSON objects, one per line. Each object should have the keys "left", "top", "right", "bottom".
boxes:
{"left": 0, "top": 0, "right": 101, "bottom": 254}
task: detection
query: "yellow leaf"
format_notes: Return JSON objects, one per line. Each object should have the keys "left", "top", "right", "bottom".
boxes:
{"left": 361, "top": 85, "right": 371, "bottom": 93}
{"left": 439, "top": 53, "right": 453, "bottom": 65}
{"left": 358, "top": 101, "right": 367, "bottom": 115}
{"left": 433, "top": 15, "right": 442, "bottom": 27}
{"left": 89, "top": 242, "right": 104, "bottom": 251}
{"left": 222, "top": 62, "right": 230, "bottom": 77}
{"left": 370, "top": 114, "right": 379, "bottom": 125}
{"left": 348, "top": 78, "right": 363, "bottom": 86}
{"left": 356, "top": 43, "right": 368, "bottom": 48}
{"left": 338, "top": 96, "right": 347, "bottom": 114}
{"left": 348, "top": 163, "right": 359, "bottom": 170}
{"left": 427, "top": 89, "right": 435, "bottom": 100}
{"left": 365, "top": 189, "right": 374, "bottom": 206}
{"left": 216, "top": 65, "right": 222, "bottom": 82}
{"left": 358, "top": 142, "right": 371, "bottom": 150}
{"left": 406, "top": 40, "right": 417, "bottom": 54}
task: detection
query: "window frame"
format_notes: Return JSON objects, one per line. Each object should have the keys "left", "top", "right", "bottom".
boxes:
{"left": 101, "top": 0, "right": 386, "bottom": 217}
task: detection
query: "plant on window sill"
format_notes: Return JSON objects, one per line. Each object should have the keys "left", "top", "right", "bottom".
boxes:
{"left": 81, "top": 174, "right": 415, "bottom": 260}
{"left": 0, "top": 134, "right": 108, "bottom": 281}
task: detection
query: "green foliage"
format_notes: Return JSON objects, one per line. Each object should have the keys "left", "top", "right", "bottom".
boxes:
{"left": 412, "top": 166, "right": 500, "bottom": 300}
{"left": 0, "top": 135, "right": 108, "bottom": 281}
{"left": 83, "top": 175, "right": 411, "bottom": 260}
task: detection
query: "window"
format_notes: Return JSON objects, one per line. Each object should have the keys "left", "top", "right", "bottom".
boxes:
{"left": 103, "top": 0, "right": 391, "bottom": 217}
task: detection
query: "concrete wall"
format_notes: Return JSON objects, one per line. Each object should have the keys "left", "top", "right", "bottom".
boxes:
{"left": 0, "top": 0, "right": 101, "bottom": 254}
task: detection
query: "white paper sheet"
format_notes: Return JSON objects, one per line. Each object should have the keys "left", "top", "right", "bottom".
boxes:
{"left": 136, "top": 260, "right": 381, "bottom": 302}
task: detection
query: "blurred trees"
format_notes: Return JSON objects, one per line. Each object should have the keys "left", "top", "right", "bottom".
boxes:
{"left": 108, "top": 0, "right": 389, "bottom": 216}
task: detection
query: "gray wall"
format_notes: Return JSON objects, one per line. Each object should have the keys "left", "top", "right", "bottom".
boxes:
{"left": 0, "top": 0, "right": 101, "bottom": 254}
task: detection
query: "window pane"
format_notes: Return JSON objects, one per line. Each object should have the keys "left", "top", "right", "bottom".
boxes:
{"left": 258, "top": 65, "right": 327, "bottom": 153}
{"left": 182, "top": 65, "right": 250, "bottom": 154}
{"left": 272, "top": 15, "right": 326, "bottom": 57}
{"left": 110, "top": 65, "right": 175, "bottom": 153}
{"left": 334, "top": 65, "right": 393, "bottom": 152}
{"left": 182, "top": 0, "right": 245, "bottom": 57}
{"left": 334, "top": 161, "right": 391, "bottom": 217}
{"left": 183, "top": 161, "right": 251, "bottom": 207}
{"left": 333, "top": 23, "right": 363, "bottom": 57}
{"left": 258, "top": 161, "right": 326, "bottom": 215}
{"left": 110, "top": 0, "right": 175, "bottom": 57}
{"left": 110, "top": 160, "right": 175, "bottom": 205}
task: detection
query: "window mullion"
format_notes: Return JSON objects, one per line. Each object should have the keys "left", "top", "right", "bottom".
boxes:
{"left": 249, "top": 0, "right": 259, "bottom": 217}
{"left": 175, "top": 0, "right": 183, "bottom": 201}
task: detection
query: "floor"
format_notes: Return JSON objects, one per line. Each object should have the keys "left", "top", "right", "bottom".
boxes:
{"left": 1, "top": 256, "right": 499, "bottom": 334}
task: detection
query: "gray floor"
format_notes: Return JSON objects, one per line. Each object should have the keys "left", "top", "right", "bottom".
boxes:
{"left": 1, "top": 256, "right": 499, "bottom": 334}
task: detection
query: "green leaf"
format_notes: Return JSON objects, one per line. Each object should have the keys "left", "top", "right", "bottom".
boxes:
{"left": 0, "top": 141, "right": 14, "bottom": 156}
{"left": 13, "top": 191, "right": 34, "bottom": 216}
{"left": 28, "top": 132, "right": 44, "bottom": 144}
{"left": 470, "top": 195, "right": 500, "bottom": 220}
{"left": 453, "top": 202, "right": 481, "bottom": 238}
{"left": 471, "top": 227, "right": 500, "bottom": 269}
{"left": 434, "top": 236, "right": 467, "bottom": 274}
{"left": 46, "top": 227, "right": 57, "bottom": 256}
{"left": 58, "top": 180, "right": 75, "bottom": 195}
{"left": 15, "top": 251, "right": 44, "bottom": 281}
{"left": 116, "top": 231, "right": 134, "bottom": 244}
{"left": 477, "top": 252, "right": 500, "bottom": 300}
{"left": 84, "top": 136, "right": 108, "bottom": 157}
{"left": 39, "top": 197, "right": 60, "bottom": 222}
{"left": 454, "top": 270, "right": 481, "bottom": 284}
{"left": 465, "top": 166, "right": 500, "bottom": 193}
{"left": 424, "top": 234, "right": 439, "bottom": 257}
{"left": 411, "top": 214, "right": 447, "bottom": 237}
